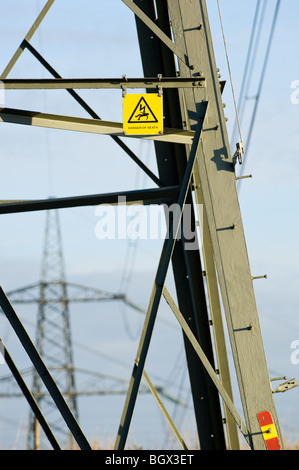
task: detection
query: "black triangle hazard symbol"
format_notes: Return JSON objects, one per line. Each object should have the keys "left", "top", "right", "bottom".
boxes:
{"left": 128, "top": 97, "right": 158, "bottom": 124}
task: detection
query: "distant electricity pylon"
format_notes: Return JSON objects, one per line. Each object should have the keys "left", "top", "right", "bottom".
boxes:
{"left": 2, "top": 209, "right": 149, "bottom": 449}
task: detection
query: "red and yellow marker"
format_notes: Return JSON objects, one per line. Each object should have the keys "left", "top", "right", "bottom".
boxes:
{"left": 257, "top": 411, "right": 281, "bottom": 450}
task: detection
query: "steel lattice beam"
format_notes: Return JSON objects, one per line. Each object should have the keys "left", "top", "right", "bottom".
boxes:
{"left": 1, "top": 77, "right": 204, "bottom": 90}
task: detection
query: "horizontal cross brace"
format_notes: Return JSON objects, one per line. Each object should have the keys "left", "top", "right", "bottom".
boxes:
{"left": 1, "top": 77, "right": 204, "bottom": 90}
{"left": 0, "top": 107, "right": 195, "bottom": 145}
{"left": 0, "top": 186, "right": 180, "bottom": 214}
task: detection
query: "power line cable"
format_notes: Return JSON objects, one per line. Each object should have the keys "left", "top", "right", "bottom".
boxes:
{"left": 238, "top": 0, "right": 281, "bottom": 182}
{"left": 230, "top": 0, "right": 265, "bottom": 147}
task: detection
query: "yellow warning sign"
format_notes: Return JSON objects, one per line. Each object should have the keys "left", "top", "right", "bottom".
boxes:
{"left": 123, "top": 94, "right": 163, "bottom": 135}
